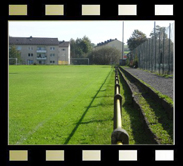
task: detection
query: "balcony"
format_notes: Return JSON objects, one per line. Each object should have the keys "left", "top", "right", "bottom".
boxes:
{"left": 37, "top": 56, "right": 47, "bottom": 60}
{"left": 37, "top": 49, "right": 47, "bottom": 53}
{"left": 37, "top": 47, "right": 47, "bottom": 53}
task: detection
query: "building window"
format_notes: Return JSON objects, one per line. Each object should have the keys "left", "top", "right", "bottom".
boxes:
{"left": 28, "top": 47, "right": 33, "bottom": 50}
{"left": 50, "top": 54, "right": 55, "bottom": 57}
{"left": 37, "top": 47, "right": 46, "bottom": 50}
{"left": 28, "top": 60, "right": 34, "bottom": 65}
{"left": 16, "top": 46, "right": 22, "bottom": 50}
{"left": 28, "top": 53, "right": 33, "bottom": 57}
{"left": 50, "top": 61, "right": 55, "bottom": 64}
{"left": 50, "top": 47, "right": 55, "bottom": 51}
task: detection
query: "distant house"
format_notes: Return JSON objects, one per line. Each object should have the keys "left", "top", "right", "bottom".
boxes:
{"left": 9, "top": 36, "right": 70, "bottom": 65}
{"left": 94, "top": 38, "right": 123, "bottom": 55}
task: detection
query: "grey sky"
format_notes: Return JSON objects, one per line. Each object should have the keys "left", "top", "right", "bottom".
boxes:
{"left": 9, "top": 20, "right": 174, "bottom": 45}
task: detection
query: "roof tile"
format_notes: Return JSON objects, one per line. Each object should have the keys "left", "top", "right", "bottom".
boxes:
{"left": 9, "top": 36, "right": 59, "bottom": 45}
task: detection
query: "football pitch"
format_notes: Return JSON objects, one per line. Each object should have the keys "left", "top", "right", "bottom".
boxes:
{"left": 9, "top": 65, "right": 114, "bottom": 145}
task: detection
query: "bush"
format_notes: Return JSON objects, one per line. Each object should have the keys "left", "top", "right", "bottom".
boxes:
{"left": 133, "top": 54, "right": 138, "bottom": 68}
{"left": 126, "top": 54, "right": 138, "bottom": 68}
{"left": 133, "top": 60, "right": 138, "bottom": 68}
{"left": 88, "top": 47, "right": 121, "bottom": 65}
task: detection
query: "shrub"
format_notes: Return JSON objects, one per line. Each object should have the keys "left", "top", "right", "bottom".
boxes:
{"left": 88, "top": 47, "right": 121, "bottom": 65}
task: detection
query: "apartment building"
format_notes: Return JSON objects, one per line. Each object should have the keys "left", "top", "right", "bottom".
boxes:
{"left": 9, "top": 36, "right": 70, "bottom": 65}
{"left": 58, "top": 41, "right": 70, "bottom": 65}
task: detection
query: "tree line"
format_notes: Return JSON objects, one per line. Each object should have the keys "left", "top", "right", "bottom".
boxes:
{"left": 70, "top": 36, "right": 121, "bottom": 65}
{"left": 9, "top": 25, "right": 170, "bottom": 65}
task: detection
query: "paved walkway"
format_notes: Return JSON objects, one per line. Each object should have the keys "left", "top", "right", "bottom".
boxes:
{"left": 123, "top": 67, "right": 173, "bottom": 99}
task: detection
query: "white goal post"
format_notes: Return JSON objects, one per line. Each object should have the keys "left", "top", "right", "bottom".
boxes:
{"left": 9, "top": 58, "right": 17, "bottom": 65}
{"left": 70, "top": 58, "right": 89, "bottom": 65}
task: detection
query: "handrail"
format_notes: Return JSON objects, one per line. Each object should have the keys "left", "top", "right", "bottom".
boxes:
{"left": 111, "top": 67, "right": 129, "bottom": 145}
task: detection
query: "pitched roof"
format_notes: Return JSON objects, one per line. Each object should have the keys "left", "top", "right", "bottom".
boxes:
{"left": 9, "top": 36, "right": 59, "bottom": 45}
{"left": 95, "top": 38, "right": 122, "bottom": 48}
{"left": 59, "top": 41, "right": 70, "bottom": 47}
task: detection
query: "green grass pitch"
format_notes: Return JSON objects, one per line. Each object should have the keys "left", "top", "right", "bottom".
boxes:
{"left": 9, "top": 65, "right": 114, "bottom": 145}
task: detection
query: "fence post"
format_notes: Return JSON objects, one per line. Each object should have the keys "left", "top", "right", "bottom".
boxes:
{"left": 168, "top": 23, "right": 171, "bottom": 74}
{"left": 149, "top": 39, "right": 151, "bottom": 71}
{"left": 154, "top": 21, "right": 156, "bottom": 72}
{"left": 162, "top": 28, "right": 165, "bottom": 74}
{"left": 159, "top": 32, "right": 161, "bottom": 75}
{"left": 143, "top": 43, "right": 146, "bottom": 70}
{"left": 171, "top": 23, "right": 174, "bottom": 73}
{"left": 146, "top": 39, "right": 148, "bottom": 70}
{"left": 147, "top": 39, "right": 149, "bottom": 70}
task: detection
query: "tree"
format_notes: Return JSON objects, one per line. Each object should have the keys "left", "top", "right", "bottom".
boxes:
{"left": 70, "top": 36, "right": 93, "bottom": 58}
{"left": 88, "top": 47, "right": 121, "bottom": 65}
{"left": 149, "top": 25, "right": 168, "bottom": 41}
{"left": 127, "top": 30, "right": 147, "bottom": 51}
{"left": 150, "top": 25, "right": 173, "bottom": 65}
{"left": 80, "top": 36, "right": 93, "bottom": 55}
{"left": 9, "top": 45, "right": 22, "bottom": 64}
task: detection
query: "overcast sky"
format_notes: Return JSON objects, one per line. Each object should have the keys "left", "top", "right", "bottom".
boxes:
{"left": 9, "top": 20, "right": 174, "bottom": 45}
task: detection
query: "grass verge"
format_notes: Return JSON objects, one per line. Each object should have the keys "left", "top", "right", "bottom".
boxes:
{"left": 119, "top": 68, "right": 173, "bottom": 144}
{"left": 118, "top": 72, "right": 154, "bottom": 144}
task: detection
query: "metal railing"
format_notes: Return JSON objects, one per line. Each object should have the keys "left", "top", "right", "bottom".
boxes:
{"left": 111, "top": 67, "right": 129, "bottom": 145}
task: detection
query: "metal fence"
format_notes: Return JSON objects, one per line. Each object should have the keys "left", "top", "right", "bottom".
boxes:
{"left": 129, "top": 22, "right": 174, "bottom": 75}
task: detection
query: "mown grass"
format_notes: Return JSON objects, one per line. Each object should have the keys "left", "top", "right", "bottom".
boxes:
{"left": 138, "top": 95, "right": 173, "bottom": 144}
{"left": 9, "top": 65, "right": 114, "bottom": 145}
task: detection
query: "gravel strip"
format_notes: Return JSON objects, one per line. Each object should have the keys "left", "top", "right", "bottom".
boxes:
{"left": 124, "top": 67, "right": 173, "bottom": 99}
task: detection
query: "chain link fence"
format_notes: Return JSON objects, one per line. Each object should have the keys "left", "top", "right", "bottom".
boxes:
{"left": 128, "top": 22, "right": 174, "bottom": 75}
